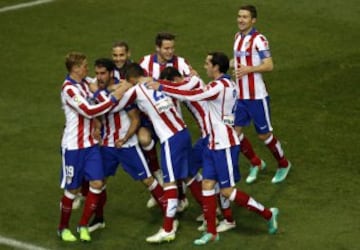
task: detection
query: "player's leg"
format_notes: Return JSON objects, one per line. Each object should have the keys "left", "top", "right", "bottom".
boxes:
{"left": 88, "top": 146, "right": 119, "bottom": 232}
{"left": 216, "top": 186, "right": 236, "bottom": 233}
{"left": 221, "top": 187, "right": 279, "bottom": 234}
{"left": 218, "top": 145, "right": 279, "bottom": 235}
{"left": 119, "top": 144, "right": 166, "bottom": 212}
{"left": 194, "top": 148, "right": 219, "bottom": 245}
{"left": 138, "top": 126, "right": 163, "bottom": 208}
{"left": 253, "top": 97, "right": 291, "bottom": 183}
{"left": 58, "top": 147, "right": 88, "bottom": 242}
{"left": 146, "top": 129, "right": 191, "bottom": 243}
{"left": 138, "top": 126, "right": 162, "bottom": 183}
{"left": 72, "top": 179, "right": 88, "bottom": 210}
{"left": 234, "top": 100, "right": 265, "bottom": 183}
{"left": 77, "top": 146, "right": 105, "bottom": 242}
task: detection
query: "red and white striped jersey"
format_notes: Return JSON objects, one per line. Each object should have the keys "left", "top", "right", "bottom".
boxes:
{"left": 61, "top": 76, "right": 115, "bottom": 150}
{"left": 139, "top": 54, "right": 192, "bottom": 80}
{"left": 159, "top": 75, "right": 210, "bottom": 138}
{"left": 101, "top": 104, "right": 138, "bottom": 148}
{"left": 233, "top": 28, "right": 271, "bottom": 100}
{"left": 116, "top": 82, "right": 187, "bottom": 143}
{"left": 160, "top": 75, "right": 240, "bottom": 150}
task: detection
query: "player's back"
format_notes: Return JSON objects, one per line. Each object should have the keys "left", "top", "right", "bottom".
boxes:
{"left": 134, "top": 82, "right": 186, "bottom": 143}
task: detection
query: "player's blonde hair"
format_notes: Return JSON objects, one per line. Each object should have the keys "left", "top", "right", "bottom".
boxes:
{"left": 65, "top": 52, "right": 87, "bottom": 72}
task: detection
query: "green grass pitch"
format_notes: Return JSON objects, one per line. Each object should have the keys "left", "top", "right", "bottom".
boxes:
{"left": 0, "top": 0, "right": 359, "bottom": 249}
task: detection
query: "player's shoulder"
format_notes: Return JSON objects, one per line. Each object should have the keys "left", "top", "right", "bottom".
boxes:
{"left": 234, "top": 32, "right": 241, "bottom": 40}
{"left": 62, "top": 80, "right": 76, "bottom": 92}
{"left": 254, "top": 32, "right": 268, "bottom": 42}
{"left": 139, "top": 54, "right": 152, "bottom": 64}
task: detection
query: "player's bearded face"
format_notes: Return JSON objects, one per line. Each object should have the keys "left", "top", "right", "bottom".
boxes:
{"left": 95, "top": 67, "right": 112, "bottom": 89}
{"left": 157, "top": 40, "right": 175, "bottom": 62}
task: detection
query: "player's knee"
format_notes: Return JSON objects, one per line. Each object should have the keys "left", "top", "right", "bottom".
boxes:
{"left": 137, "top": 127, "right": 152, "bottom": 147}
{"left": 202, "top": 179, "right": 216, "bottom": 190}
{"left": 220, "top": 187, "right": 233, "bottom": 198}
{"left": 258, "top": 132, "right": 272, "bottom": 141}
{"left": 142, "top": 176, "right": 154, "bottom": 187}
{"left": 234, "top": 126, "right": 243, "bottom": 136}
{"left": 89, "top": 180, "right": 103, "bottom": 190}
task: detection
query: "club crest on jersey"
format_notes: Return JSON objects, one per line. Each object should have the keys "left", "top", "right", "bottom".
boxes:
{"left": 73, "top": 95, "right": 82, "bottom": 105}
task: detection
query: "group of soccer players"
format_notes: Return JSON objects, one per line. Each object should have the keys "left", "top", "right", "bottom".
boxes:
{"left": 57, "top": 4, "right": 292, "bottom": 245}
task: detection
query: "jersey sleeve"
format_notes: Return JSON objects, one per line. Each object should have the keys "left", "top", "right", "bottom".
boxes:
{"left": 161, "top": 81, "right": 222, "bottom": 102}
{"left": 255, "top": 35, "right": 272, "bottom": 59}
{"left": 178, "top": 57, "right": 192, "bottom": 76}
{"left": 111, "top": 86, "right": 137, "bottom": 113}
{"left": 63, "top": 85, "right": 115, "bottom": 119}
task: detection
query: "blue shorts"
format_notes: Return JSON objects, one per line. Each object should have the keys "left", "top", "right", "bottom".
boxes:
{"left": 100, "top": 144, "right": 151, "bottom": 180}
{"left": 160, "top": 129, "right": 192, "bottom": 183}
{"left": 60, "top": 145, "right": 104, "bottom": 190}
{"left": 189, "top": 136, "right": 209, "bottom": 177}
{"left": 202, "top": 145, "right": 241, "bottom": 188}
{"left": 234, "top": 97, "right": 273, "bottom": 134}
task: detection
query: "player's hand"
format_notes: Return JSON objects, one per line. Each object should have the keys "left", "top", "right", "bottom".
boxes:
{"left": 89, "top": 81, "right": 99, "bottom": 93}
{"left": 190, "top": 68, "right": 199, "bottom": 77}
{"left": 92, "top": 128, "right": 102, "bottom": 144}
{"left": 235, "top": 65, "right": 252, "bottom": 78}
{"left": 112, "top": 82, "right": 132, "bottom": 100}
{"left": 146, "top": 80, "right": 161, "bottom": 90}
{"left": 115, "top": 137, "right": 127, "bottom": 148}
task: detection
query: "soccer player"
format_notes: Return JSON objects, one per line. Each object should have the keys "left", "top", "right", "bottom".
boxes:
{"left": 232, "top": 5, "right": 292, "bottom": 184}
{"left": 147, "top": 52, "right": 279, "bottom": 245}
{"left": 112, "top": 63, "right": 193, "bottom": 243}
{"left": 72, "top": 41, "right": 135, "bottom": 210}
{"left": 87, "top": 58, "right": 166, "bottom": 232}
{"left": 139, "top": 32, "right": 195, "bottom": 210}
{"left": 112, "top": 41, "right": 132, "bottom": 80}
{"left": 58, "top": 52, "right": 124, "bottom": 242}
{"left": 158, "top": 67, "right": 236, "bottom": 233}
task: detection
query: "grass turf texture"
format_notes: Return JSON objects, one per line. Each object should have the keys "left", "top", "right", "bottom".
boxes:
{"left": 0, "top": 0, "right": 359, "bottom": 249}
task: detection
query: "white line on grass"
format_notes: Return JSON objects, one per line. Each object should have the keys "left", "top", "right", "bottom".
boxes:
{"left": 0, "top": 0, "right": 55, "bottom": 13}
{"left": 0, "top": 235, "right": 50, "bottom": 250}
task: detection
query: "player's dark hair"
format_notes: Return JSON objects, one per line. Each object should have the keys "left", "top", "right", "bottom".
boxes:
{"left": 159, "top": 67, "right": 181, "bottom": 81}
{"left": 208, "top": 52, "right": 229, "bottom": 73}
{"left": 94, "top": 58, "right": 116, "bottom": 72}
{"left": 125, "top": 63, "right": 145, "bottom": 81}
{"left": 65, "top": 52, "right": 86, "bottom": 72}
{"left": 239, "top": 5, "right": 257, "bottom": 18}
{"left": 112, "top": 41, "right": 129, "bottom": 52}
{"left": 155, "top": 32, "right": 176, "bottom": 47}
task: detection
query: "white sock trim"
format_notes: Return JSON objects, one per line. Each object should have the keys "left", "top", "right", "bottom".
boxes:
{"left": 239, "top": 133, "right": 244, "bottom": 142}
{"left": 64, "top": 190, "right": 76, "bottom": 200}
{"left": 229, "top": 189, "right": 237, "bottom": 201}
{"left": 142, "top": 140, "right": 155, "bottom": 151}
{"left": 264, "top": 134, "right": 274, "bottom": 145}
{"left": 164, "top": 185, "right": 177, "bottom": 191}
{"left": 186, "top": 176, "right": 196, "bottom": 186}
{"left": 202, "top": 189, "right": 216, "bottom": 197}
{"left": 89, "top": 186, "right": 102, "bottom": 194}
{"left": 148, "top": 179, "right": 159, "bottom": 191}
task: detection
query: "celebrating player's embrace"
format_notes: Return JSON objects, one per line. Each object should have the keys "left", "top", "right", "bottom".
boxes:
{"left": 57, "top": 4, "right": 292, "bottom": 246}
